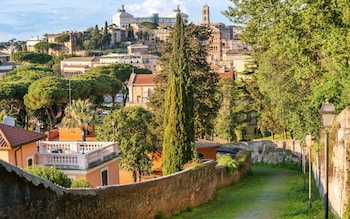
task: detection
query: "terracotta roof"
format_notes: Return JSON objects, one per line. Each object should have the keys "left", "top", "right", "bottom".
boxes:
{"left": 63, "top": 56, "right": 99, "bottom": 62}
{"left": 0, "top": 124, "right": 46, "bottom": 148}
{"left": 129, "top": 73, "right": 156, "bottom": 86}
{"left": 218, "top": 71, "right": 235, "bottom": 80}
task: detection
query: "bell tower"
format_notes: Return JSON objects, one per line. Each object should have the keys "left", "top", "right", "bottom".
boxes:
{"left": 202, "top": 3, "right": 210, "bottom": 26}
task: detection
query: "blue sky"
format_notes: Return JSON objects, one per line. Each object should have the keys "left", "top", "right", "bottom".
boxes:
{"left": 0, "top": 0, "right": 234, "bottom": 42}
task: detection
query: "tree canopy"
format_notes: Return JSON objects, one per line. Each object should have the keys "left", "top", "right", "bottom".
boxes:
{"left": 224, "top": 0, "right": 350, "bottom": 139}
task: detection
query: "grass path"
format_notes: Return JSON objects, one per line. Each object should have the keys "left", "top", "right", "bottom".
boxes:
{"left": 169, "top": 166, "right": 333, "bottom": 219}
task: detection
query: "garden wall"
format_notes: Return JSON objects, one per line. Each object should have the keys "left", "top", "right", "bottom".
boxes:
{"left": 0, "top": 156, "right": 252, "bottom": 219}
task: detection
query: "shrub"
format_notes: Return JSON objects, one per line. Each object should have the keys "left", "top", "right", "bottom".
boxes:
{"left": 216, "top": 153, "right": 239, "bottom": 171}
{"left": 71, "top": 179, "right": 92, "bottom": 188}
{"left": 25, "top": 165, "right": 72, "bottom": 188}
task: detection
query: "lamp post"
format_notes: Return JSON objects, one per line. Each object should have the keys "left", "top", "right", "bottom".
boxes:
{"left": 306, "top": 134, "right": 314, "bottom": 208}
{"left": 319, "top": 99, "right": 337, "bottom": 219}
{"left": 111, "top": 119, "right": 115, "bottom": 142}
{"left": 81, "top": 130, "right": 85, "bottom": 154}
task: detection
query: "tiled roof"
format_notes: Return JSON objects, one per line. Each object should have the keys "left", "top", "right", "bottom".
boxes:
{"left": 63, "top": 56, "right": 99, "bottom": 62}
{"left": 0, "top": 124, "right": 46, "bottom": 148}
{"left": 129, "top": 73, "right": 156, "bottom": 86}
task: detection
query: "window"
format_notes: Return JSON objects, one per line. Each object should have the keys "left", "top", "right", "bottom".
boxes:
{"left": 101, "top": 168, "right": 108, "bottom": 186}
{"left": 27, "top": 155, "right": 34, "bottom": 167}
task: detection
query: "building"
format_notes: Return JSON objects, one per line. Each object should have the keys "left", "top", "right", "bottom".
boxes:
{"left": 26, "top": 36, "right": 41, "bottom": 52}
{"left": 47, "top": 32, "right": 77, "bottom": 55}
{"left": 37, "top": 140, "right": 120, "bottom": 188}
{"left": 0, "top": 123, "right": 46, "bottom": 168}
{"left": 127, "top": 72, "right": 156, "bottom": 107}
{"left": 97, "top": 53, "right": 145, "bottom": 69}
{"left": 60, "top": 56, "right": 100, "bottom": 77}
{"left": 112, "top": 5, "right": 188, "bottom": 29}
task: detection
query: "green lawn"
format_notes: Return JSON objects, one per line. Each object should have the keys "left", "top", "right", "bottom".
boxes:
{"left": 166, "top": 166, "right": 336, "bottom": 219}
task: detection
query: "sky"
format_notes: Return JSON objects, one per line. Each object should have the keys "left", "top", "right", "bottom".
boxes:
{"left": 0, "top": 0, "right": 235, "bottom": 42}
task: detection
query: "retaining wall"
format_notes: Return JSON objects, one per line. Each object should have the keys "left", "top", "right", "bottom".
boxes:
{"left": 0, "top": 156, "right": 251, "bottom": 219}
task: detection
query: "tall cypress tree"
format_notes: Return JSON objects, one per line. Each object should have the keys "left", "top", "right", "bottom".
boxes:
{"left": 162, "top": 14, "right": 196, "bottom": 175}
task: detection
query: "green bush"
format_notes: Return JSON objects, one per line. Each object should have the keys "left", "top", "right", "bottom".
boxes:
{"left": 71, "top": 179, "right": 92, "bottom": 188}
{"left": 25, "top": 165, "right": 72, "bottom": 188}
{"left": 216, "top": 154, "right": 239, "bottom": 171}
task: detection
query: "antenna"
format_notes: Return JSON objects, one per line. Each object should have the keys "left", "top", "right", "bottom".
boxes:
{"left": 3, "top": 116, "right": 15, "bottom": 126}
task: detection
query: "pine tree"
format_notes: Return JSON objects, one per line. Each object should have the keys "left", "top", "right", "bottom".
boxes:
{"left": 162, "top": 14, "right": 196, "bottom": 175}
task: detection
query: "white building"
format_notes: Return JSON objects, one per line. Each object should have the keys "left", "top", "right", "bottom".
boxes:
{"left": 97, "top": 53, "right": 145, "bottom": 68}
{"left": 112, "top": 5, "right": 188, "bottom": 29}
{"left": 26, "top": 36, "right": 41, "bottom": 52}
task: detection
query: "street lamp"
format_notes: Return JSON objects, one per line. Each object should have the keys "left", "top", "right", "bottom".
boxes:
{"left": 111, "top": 119, "right": 115, "bottom": 142}
{"left": 81, "top": 130, "right": 85, "bottom": 154}
{"left": 319, "top": 99, "right": 337, "bottom": 219}
{"left": 305, "top": 134, "right": 315, "bottom": 208}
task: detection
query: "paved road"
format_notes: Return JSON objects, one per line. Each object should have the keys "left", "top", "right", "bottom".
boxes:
{"left": 234, "top": 167, "right": 294, "bottom": 219}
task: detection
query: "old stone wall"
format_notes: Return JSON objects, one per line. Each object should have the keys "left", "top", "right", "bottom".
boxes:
{"left": 229, "top": 140, "right": 302, "bottom": 165}
{"left": 0, "top": 157, "right": 252, "bottom": 219}
{"left": 315, "top": 106, "right": 350, "bottom": 218}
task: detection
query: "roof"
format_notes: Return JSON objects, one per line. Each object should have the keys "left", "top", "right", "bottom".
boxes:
{"left": 63, "top": 56, "right": 99, "bottom": 62}
{"left": 128, "top": 73, "right": 156, "bottom": 86}
{"left": 195, "top": 140, "right": 219, "bottom": 149}
{"left": 0, "top": 123, "right": 46, "bottom": 148}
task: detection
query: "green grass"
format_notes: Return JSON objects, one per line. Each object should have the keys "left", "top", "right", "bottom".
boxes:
{"left": 165, "top": 166, "right": 336, "bottom": 219}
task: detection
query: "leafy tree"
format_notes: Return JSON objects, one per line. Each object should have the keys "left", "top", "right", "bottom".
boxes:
{"left": 224, "top": 0, "right": 350, "bottom": 139}
{"left": 34, "top": 42, "right": 51, "bottom": 53}
{"left": 96, "top": 107, "right": 157, "bottom": 182}
{"left": 55, "top": 34, "right": 70, "bottom": 53}
{"left": 0, "top": 65, "right": 56, "bottom": 128}
{"left": 24, "top": 76, "right": 67, "bottom": 129}
{"left": 11, "top": 51, "right": 52, "bottom": 64}
{"left": 25, "top": 165, "right": 72, "bottom": 188}
{"left": 139, "top": 22, "right": 158, "bottom": 29}
{"left": 87, "top": 63, "right": 151, "bottom": 106}
{"left": 162, "top": 14, "right": 196, "bottom": 175}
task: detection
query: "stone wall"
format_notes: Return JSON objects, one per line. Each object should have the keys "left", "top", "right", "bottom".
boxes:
{"left": 228, "top": 140, "right": 302, "bottom": 165}
{"left": 0, "top": 157, "right": 252, "bottom": 219}
{"left": 315, "top": 106, "right": 350, "bottom": 218}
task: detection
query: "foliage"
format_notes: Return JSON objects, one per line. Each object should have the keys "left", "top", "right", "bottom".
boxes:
{"left": 70, "top": 178, "right": 92, "bottom": 188}
{"left": 11, "top": 51, "right": 52, "bottom": 64}
{"left": 148, "top": 19, "right": 221, "bottom": 140}
{"left": 24, "top": 76, "right": 67, "bottom": 129}
{"left": 224, "top": 0, "right": 350, "bottom": 140}
{"left": 162, "top": 15, "right": 196, "bottom": 176}
{"left": 87, "top": 63, "right": 150, "bottom": 106}
{"left": 96, "top": 107, "right": 157, "bottom": 182}
{"left": 216, "top": 154, "right": 239, "bottom": 171}
{"left": 139, "top": 22, "right": 158, "bottom": 29}
{"left": 61, "top": 99, "right": 95, "bottom": 135}
{"left": 25, "top": 165, "right": 72, "bottom": 188}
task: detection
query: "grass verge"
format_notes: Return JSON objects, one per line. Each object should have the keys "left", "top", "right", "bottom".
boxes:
{"left": 165, "top": 166, "right": 336, "bottom": 219}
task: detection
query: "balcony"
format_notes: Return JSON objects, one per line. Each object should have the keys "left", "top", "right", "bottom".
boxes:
{"left": 37, "top": 141, "right": 119, "bottom": 170}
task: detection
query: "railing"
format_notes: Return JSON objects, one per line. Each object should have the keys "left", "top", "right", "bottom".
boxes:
{"left": 37, "top": 141, "right": 118, "bottom": 170}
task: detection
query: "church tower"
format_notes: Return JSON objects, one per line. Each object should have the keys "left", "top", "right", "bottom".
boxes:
{"left": 202, "top": 3, "right": 210, "bottom": 26}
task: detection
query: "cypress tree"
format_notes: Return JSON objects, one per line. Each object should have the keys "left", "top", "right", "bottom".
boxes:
{"left": 162, "top": 14, "right": 196, "bottom": 175}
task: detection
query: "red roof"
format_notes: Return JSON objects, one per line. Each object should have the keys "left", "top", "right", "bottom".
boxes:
{"left": 130, "top": 73, "right": 156, "bottom": 86}
{"left": 0, "top": 123, "right": 46, "bottom": 148}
